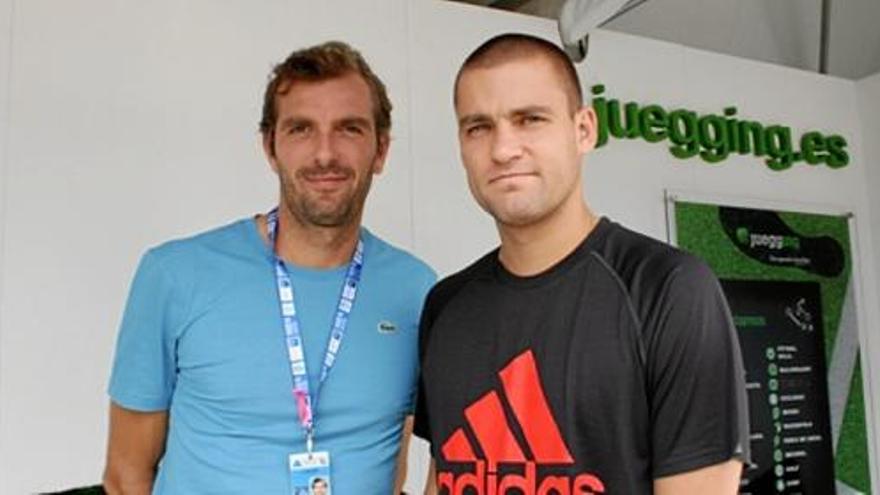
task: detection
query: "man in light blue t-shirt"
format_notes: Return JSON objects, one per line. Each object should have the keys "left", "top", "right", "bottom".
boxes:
{"left": 103, "top": 41, "right": 435, "bottom": 494}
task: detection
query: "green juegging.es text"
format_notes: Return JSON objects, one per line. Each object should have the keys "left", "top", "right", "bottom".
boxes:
{"left": 591, "top": 85, "right": 849, "bottom": 171}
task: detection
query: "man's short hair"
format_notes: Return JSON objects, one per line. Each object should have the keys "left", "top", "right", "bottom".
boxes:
{"left": 259, "top": 41, "right": 392, "bottom": 139}
{"left": 454, "top": 33, "right": 583, "bottom": 113}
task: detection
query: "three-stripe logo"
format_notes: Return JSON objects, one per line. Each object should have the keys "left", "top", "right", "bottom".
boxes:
{"left": 436, "top": 350, "right": 606, "bottom": 494}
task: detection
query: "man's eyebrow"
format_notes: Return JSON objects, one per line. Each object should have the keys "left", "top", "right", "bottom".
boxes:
{"left": 337, "top": 116, "right": 373, "bottom": 128}
{"left": 277, "top": 116, "right": 311, "bottom": 128}
{"left": 509, "top": 105, "right": 553, "bottom": 117}
{"left": 458, "top": 105, "right": 555, "bottom": 128}
{"left": 277, "top": 115, "right": 373, "bottom": 130}
{"left": 458, "top": 113, "right": 491, "bottom": 128}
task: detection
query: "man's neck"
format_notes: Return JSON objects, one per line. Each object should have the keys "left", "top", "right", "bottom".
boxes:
{"left": 257, "top": 208, "right": 361, "bottom": 269}
{"left": 497, "top": 200, "right": 597, "bottom": 277}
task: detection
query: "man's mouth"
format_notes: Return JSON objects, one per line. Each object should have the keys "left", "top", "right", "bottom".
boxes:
{"left": 306, "top": 174, "right": 349, "bottom": 183}
{"left": 489, "top": 172, "right": 537, "bottom": 184}
{"left": 301, "top": 168, "right": 353, "bottom": 188}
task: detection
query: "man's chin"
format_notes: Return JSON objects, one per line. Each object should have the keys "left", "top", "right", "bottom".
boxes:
{"left": 303, "top": 211, "right": 353, "bottom": 228}
{"left": 490, "top": 208, "right": 545, "bottom": 229}
{"left": 478, "top": 194, "right": 542, "bottom": 226}
{"left": 283, "top": 183, "right": 370, "bottom": 229}
{"left": 293, "top": 193, "right": 347, "bottom": 220}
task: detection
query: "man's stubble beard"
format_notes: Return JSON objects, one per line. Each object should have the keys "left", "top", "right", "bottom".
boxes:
{"left": 476, "top": 177, "right": 581, "bottom": 231}
{"left": 279, "top": 162, "right": 373, "bottom": 229}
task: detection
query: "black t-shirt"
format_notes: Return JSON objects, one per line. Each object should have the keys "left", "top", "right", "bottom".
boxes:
{"left": 414, "top": 218, "right": 750, "bottom": 494}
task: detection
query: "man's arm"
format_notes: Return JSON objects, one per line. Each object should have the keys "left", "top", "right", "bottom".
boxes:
{"left": 654, "top": 459, "right": 743, "bottom": 495}
{"left": 393, "top": 415, "right": 414, "bottom": 494}
{"left": 103, "top": 402, "right": 168, "bottom": 495}
{"left": 422, "top": 459, "right": 436, "bottom": 495}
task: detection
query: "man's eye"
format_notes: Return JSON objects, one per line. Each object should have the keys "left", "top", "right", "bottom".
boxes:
{"left": 342, "top": 124, "right": 364, "bottom": 135}
{"left": 288, "top": 124, "right": 310, "bottom": 135}
{"left": 466, "top": 124, "right": 490, "bottom": 137}
{"left": 520, "top": 114, "right": 545, "bottom": 125}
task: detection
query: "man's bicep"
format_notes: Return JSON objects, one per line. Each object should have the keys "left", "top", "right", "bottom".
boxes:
{"left": 104, "top": 402, "right": 168, "bottom": 493}
{"left": 654, "top": 459, "right": 743, "bottom": 495}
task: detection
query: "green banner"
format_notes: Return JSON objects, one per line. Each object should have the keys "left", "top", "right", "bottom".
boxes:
{"left": 675, "top": 200, "right": 870, "bottom": 494}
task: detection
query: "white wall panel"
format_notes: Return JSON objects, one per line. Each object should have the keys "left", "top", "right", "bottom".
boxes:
{"left": 0, "top": 0, "right": 12, "bottom": 486}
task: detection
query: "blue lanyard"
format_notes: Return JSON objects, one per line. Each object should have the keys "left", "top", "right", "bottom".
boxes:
{"left": 266, "top": 208, "right": 364, "bottom": 452}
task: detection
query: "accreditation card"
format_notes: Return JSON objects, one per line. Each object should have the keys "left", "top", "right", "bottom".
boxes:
{"left": 288, "top": 451, "right": 332, "bottom": 495}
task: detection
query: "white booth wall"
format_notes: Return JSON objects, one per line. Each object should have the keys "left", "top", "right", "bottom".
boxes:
{"left": 0, "top": 1, "right": 878, "bottom": 493}
{"left": 857, "top": 71, "right": 880, "bottom": 316}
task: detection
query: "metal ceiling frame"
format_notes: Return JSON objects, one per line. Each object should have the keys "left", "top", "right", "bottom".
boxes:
{"left": 472, "top": 0, "right": 836, "bottom": 76}
{"left": 820, "top": 0, "right": 831, "bottom": 74}
{"left": 600, "top": 0, "right": 649, "bottom": 27}
{"left": 484, "top": 0, "right": 648, "bottom": 23}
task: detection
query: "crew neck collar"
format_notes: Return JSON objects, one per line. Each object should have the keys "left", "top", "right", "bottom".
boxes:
{"left": 492, "top": 217, "right": 610, "bottom": 288}
{"left": 246, "top": 215, "right": 369, "bottom": 278}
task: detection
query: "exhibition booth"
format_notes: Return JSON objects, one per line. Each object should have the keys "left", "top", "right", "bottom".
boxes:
{"left": 1, "top": 0, "right": 878, "bottom": 492}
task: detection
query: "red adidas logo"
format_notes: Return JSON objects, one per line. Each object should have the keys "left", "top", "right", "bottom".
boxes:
{"left": 437, "top": 350, "right": 605, "bottom": 495}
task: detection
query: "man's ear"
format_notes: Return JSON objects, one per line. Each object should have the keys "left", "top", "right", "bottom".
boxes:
{"left": 262, "top": 132, "right": 279, "bottom": 173}
{"left": 574, "top": 105, "right": 598, "bottom": 154}
{"left": 372, "top": 133, "right": 391, "bottom": 175}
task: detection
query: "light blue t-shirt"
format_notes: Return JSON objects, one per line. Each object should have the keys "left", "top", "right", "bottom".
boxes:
{"left": 109, "top": 218, "right": 436, "bottom": 494}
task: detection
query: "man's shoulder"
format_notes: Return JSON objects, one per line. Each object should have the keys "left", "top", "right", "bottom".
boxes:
{"left": 143, "top": 217, "right": 256, "bottom": 268}
{"left": 591, "top": 219, "right": 719, "bottom": 320}
{"left": 593, "top": 218, "right": 710, "bottom": 288}
{"left": 424, "top": 250, "right": 497, "bottom": 313}
{"left": 363, "top": 228, "right": 436, "bottom": 283}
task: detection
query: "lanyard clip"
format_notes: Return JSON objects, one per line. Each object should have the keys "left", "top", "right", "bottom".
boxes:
{"left": 306, "top": 428, "right": 315, "bottom": 457}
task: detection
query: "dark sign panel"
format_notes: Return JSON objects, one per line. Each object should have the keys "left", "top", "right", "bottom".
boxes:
{"left": 724, "top": 280, "right": 835, "bottom": 494}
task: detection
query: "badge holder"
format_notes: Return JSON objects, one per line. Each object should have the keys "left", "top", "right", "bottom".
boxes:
{"left": 289, "top": 431, "right": 332, "bottom": 495}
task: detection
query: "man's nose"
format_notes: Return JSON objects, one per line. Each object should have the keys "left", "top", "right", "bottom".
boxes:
{"left": 490, "top": 122, "right": 523, "bottom": 165}
{"left": 314, "top": 131, "right": 338, "bottom": 166}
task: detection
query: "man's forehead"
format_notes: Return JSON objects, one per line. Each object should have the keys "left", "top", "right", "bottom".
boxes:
{"left": 279, "top": 70, "right": 368, "bottom": 93}
{"left": 276, "top": 74, "right": 374, "bottom": 118}
{"left": 279, "top": 73, "right": 371, "bottom": 104}
{"left": 456, "top": 60, "right": 569, "bottom": 112}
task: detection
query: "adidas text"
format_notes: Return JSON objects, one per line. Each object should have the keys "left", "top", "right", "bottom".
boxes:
{"left": 437, "top": 461, "right": 605, "bottom": 495}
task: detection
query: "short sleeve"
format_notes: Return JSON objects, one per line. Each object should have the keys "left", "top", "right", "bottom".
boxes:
{"left": 108, "top": 249, "right": 188, "bottom": 411}
{"left": 647, "top": 258, "right": 751, "bottom": 478}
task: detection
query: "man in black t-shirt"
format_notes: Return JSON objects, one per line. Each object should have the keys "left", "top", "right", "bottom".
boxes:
{"left": 415, "top": 33, "right": 750, "bottom": 494}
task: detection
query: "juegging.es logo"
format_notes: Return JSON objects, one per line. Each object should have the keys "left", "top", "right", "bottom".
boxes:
{"left": 736, "top": 226, "right": 801, "bottom": 251}
{"left": 437, "top": 350, "right": 605, "bottom": 495}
